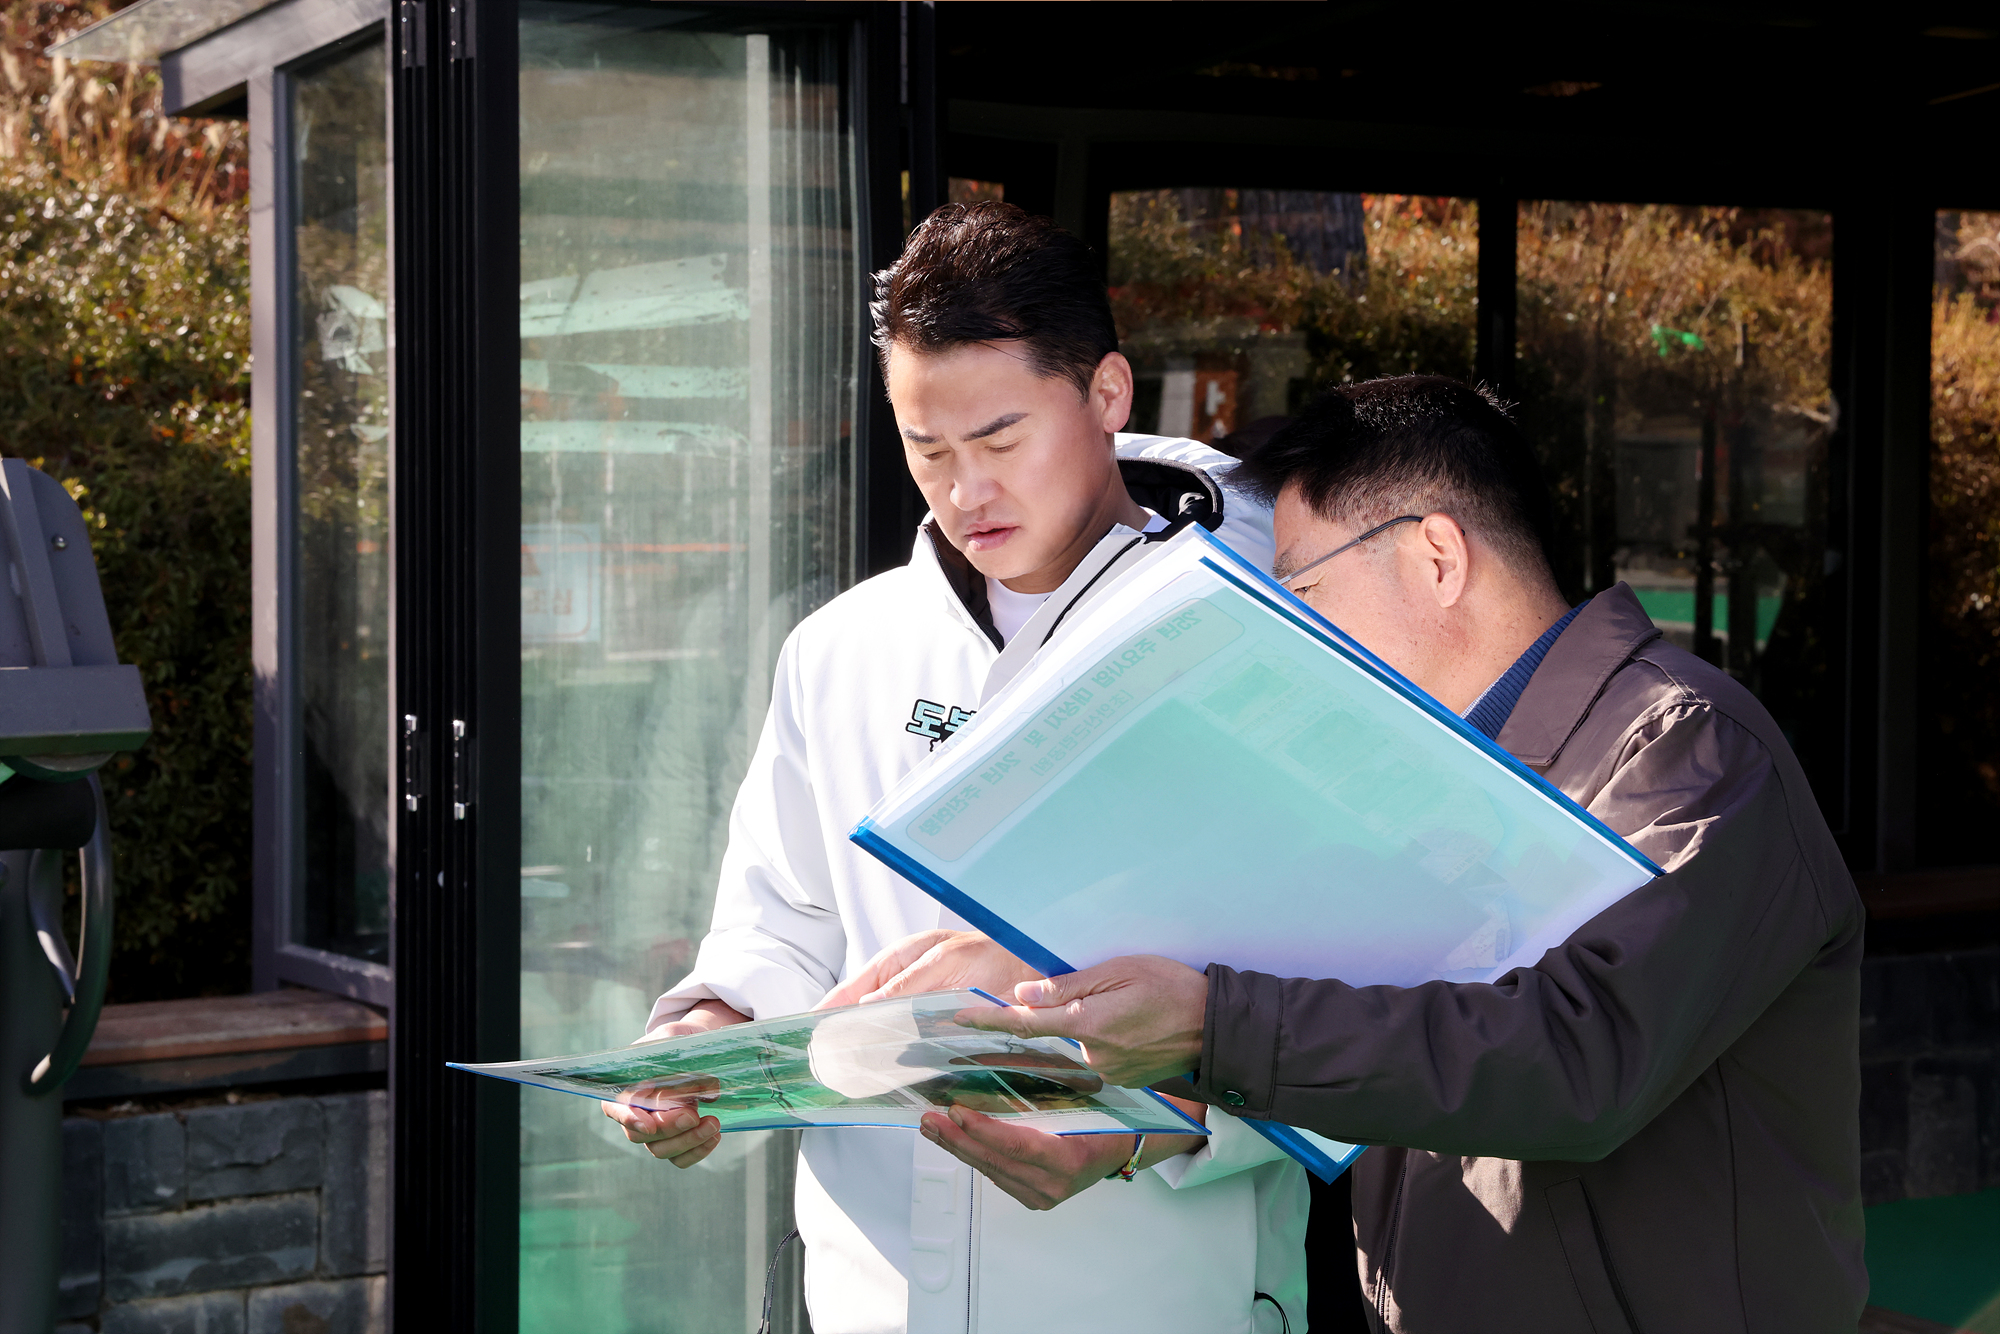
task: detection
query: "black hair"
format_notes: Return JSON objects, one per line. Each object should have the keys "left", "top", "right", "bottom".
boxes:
{"left": 1235, "top": 376, "right": 1558, "bottom": 578}
{"left": 870, "top": 201, "right": 1117, "bottom": 397}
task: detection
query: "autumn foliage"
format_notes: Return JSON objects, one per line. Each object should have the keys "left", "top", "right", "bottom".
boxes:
{"left": 1926, "top": 212, "right": 2000, "bottom": 848}
{"left": 1110, "top": 193, "right": 2000, "bottom": 845}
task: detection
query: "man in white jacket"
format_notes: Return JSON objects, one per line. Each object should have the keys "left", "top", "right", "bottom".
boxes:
{"left": 603, "top": 202, "right": 1307, "bottom": 1334}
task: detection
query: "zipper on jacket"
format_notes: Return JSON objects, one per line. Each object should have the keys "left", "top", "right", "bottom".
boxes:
{"left": 920, "top": 456, "right": 1228, "bottom": 656}
{"left": 1036, "top": 534, "right": 1148, "bottom": 647}
{"left": 964, "top": 1172, "right": 979, "bottom": 1334}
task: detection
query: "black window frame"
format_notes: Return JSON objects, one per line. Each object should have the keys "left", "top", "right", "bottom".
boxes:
{"left": 234, "top": 4, "right": 399, "bottom": 1007}
{"left": 386, "top": 4, "right": 919, "bottom": 1326}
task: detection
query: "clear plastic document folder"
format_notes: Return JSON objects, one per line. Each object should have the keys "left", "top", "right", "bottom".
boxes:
{"left": 451, "top": 989, "right": 1206, "bottom": 1138}
{"left": 850, "top": 525, "right": 1662, "bottom": 1180}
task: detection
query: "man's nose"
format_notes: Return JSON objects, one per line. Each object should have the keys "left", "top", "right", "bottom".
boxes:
{"left": 949, "top": 463, "right": 1001, "bottom": 512}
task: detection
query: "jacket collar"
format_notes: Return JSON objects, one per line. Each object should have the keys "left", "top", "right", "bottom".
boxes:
{"left": 919, "top": 520, "right": 1003, "bottom": 649}
{"left": 910, "top": 456, "right": 1233, "bottom": 654}
{"left": 1495, "top": 583, "right": 1663, "bottom": 768}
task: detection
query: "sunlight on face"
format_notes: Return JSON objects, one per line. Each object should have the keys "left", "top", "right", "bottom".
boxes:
{"left": 1273, "top": 484, "right": 1439, "bottom": 690}
{"left": 887, "top": 340, "right": 1136, "bottom": 594}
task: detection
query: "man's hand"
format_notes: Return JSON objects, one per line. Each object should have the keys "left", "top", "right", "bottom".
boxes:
{"left": 918, "top": 1100, "right": 1207, "bottom": 1210}
{"left": 816, "top": 930, "right": 1045, "bottom": 1010}
{"left": 601, "top": 998, "right": 749, "bottom": 1167}
{"left": 956, "top": 955, "right": 1207, "bottom": 1089}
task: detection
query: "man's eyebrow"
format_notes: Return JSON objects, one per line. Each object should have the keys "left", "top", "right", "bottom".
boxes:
{"left": 899, "top": 413, "right": 1025, "bottom": 445}
{"left": 965, "top": 412, "right": 1027, "bottom": 440}
{"left": 1270, "top": 547, "right": 1305, "bottom": 582}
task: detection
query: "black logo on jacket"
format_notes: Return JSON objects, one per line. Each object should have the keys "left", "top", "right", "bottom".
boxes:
{"left": 907, "top": 699, "right": 975, "bottom": 748}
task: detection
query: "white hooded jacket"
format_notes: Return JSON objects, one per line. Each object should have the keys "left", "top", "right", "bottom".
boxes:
{"left": 649, "top": 435, "right": 1309, "bottom": 1334}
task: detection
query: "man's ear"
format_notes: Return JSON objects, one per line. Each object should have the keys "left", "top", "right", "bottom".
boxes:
{"left": 1419, "top": 513, "right": 1470, "bottom": 608}
{"left": 1090, "top": 352, "right": 1135, "bottom": 435}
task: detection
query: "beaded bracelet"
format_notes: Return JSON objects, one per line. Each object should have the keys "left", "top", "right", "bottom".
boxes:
{"left": 1106, "top": 1134, "right": 1146, "bottom": 1182}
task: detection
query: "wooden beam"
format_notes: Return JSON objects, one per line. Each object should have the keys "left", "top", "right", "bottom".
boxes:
{"left": 81, "top": 989, "right": 385, "bottom": 1067}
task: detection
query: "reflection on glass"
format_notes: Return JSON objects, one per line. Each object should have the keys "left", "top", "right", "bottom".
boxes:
{"left": 1918, "top": 210, "right": 2000, "bottom": 865}
{"left": 517, "top": 10, "right": 857, "bottom": 1332}
{"left": 1515, "top": 203, "right": 1841, "bottom": 811}
{"left": 291, "top": 39, "right": 389, "bottom": 962}
{"left": 1107, "top": 191, "right": 1476, "bottom": 455}
{"left": 948, "top": 176, "right": 1004, "bottom": 206}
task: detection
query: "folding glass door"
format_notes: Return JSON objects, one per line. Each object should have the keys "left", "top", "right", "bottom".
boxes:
{"left": 514, "top": 10, "right": 860, "bottom": 1330}
{"left": 1513, "top": 203, "right": 1844, "bottom": 811}
{"left": 291, "top": 38, "right": 393, "bottom": 972}
{"left": 254, "top": 23, "right": 395, "bottom": 1006}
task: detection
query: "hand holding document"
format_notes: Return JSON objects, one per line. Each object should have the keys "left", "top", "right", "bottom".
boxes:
{"left": 849, "top": 525, "right": 1663, "bottom": 1178}
{"left": 957, "top": 955, "right": 1210, "bottom": 1091}
{"left": 451, "top": 989, "right": 1206, "bottom": 1139}
{"left": 818, "top": 928, "right": 1046, "bottom": 1009}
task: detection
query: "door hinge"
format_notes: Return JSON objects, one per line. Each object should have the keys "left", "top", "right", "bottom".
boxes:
{"left": 400, "top": 0, "right": 426, "bottom": 68}
{"left": 402, "top": 714, "right": 427, "bottom": 812}
{"left": 448, "top": 0, "right": 475, "bottom": 61}
{"left": 452, "top": 719, "right": 476, "bottom": 821}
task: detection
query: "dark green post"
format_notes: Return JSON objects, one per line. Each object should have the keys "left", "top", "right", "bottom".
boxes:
{"left": 0, "top": 848, "right": 63, "bottom": 1334}
{"left": 0, "top": 458, "right": 152, "bottom": 1332}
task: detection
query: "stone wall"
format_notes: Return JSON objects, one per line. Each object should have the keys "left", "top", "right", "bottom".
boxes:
{"left": 59, "top": 1089, "right": 387, "bottom": 1334}
{"left": 1860, "top": 945, "right": 2000, "bottom": 1204}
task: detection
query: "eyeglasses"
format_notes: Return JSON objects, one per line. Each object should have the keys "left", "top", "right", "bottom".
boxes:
{"left": 1282, "top": 515, "right": 1423, "bottom": 595}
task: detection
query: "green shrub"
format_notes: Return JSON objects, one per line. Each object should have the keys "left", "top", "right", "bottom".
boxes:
{"left": 2, "top": 2, "right": 252, "bottom": 999}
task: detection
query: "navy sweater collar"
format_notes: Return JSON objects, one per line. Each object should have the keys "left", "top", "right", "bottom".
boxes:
{"left": 1462, "top": 603, "right": 1585, "bottom": 741}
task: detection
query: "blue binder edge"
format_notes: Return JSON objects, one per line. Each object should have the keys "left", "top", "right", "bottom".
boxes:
{"left": 845, "top": 524, "right": 1660, "bottom": 1185}
{"left": 843, "top": 840, "right": 1364, "bottom": 1182}
{"left": 852, "top": 819, "right": 1078, "bottom": 980}
{"left": 1187, "top": 527, "right": 1663, "bottom": 879}
{"left": 955, "top": 998, "right": 1356, "bottom": 1181}
{"left": 1243, "top": 1120, "right": 1362, "bottom": 1183}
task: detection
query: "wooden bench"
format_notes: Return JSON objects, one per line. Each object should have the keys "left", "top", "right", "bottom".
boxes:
{"left": 64, "top": 989, "right": 387, "bottom": 1102}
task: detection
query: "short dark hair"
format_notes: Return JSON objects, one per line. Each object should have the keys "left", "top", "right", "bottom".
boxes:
{"left": 1235, "top": 376, "right": 1557, "bottom": 578}
{"left": 870, "top": 201, "right": 1117, "bottom": 397}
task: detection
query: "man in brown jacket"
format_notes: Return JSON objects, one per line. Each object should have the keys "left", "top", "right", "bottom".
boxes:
{"left": 964, "top": 376, "right": 1867, "bottom": 1332}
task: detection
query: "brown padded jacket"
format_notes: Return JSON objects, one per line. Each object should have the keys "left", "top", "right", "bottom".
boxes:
{"left": 1183, "top": 583, "right": 1866, "bottom": 1333}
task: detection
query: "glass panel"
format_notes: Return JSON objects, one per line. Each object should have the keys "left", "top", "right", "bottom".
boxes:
{"left": 1108, "top": 190, "right": 1477, "bottom": 455}
{"left": 290, "top": 39, "right": 391, "bottom": 963}
{"left": 1918, "top": 210, "right": 2000, "bottom": 865}
{"left": 1515, "top": 203, "right": 1841, "bottom": 815}
{"left": 517, "top": 9, "right": 858, "bottom": 1331}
